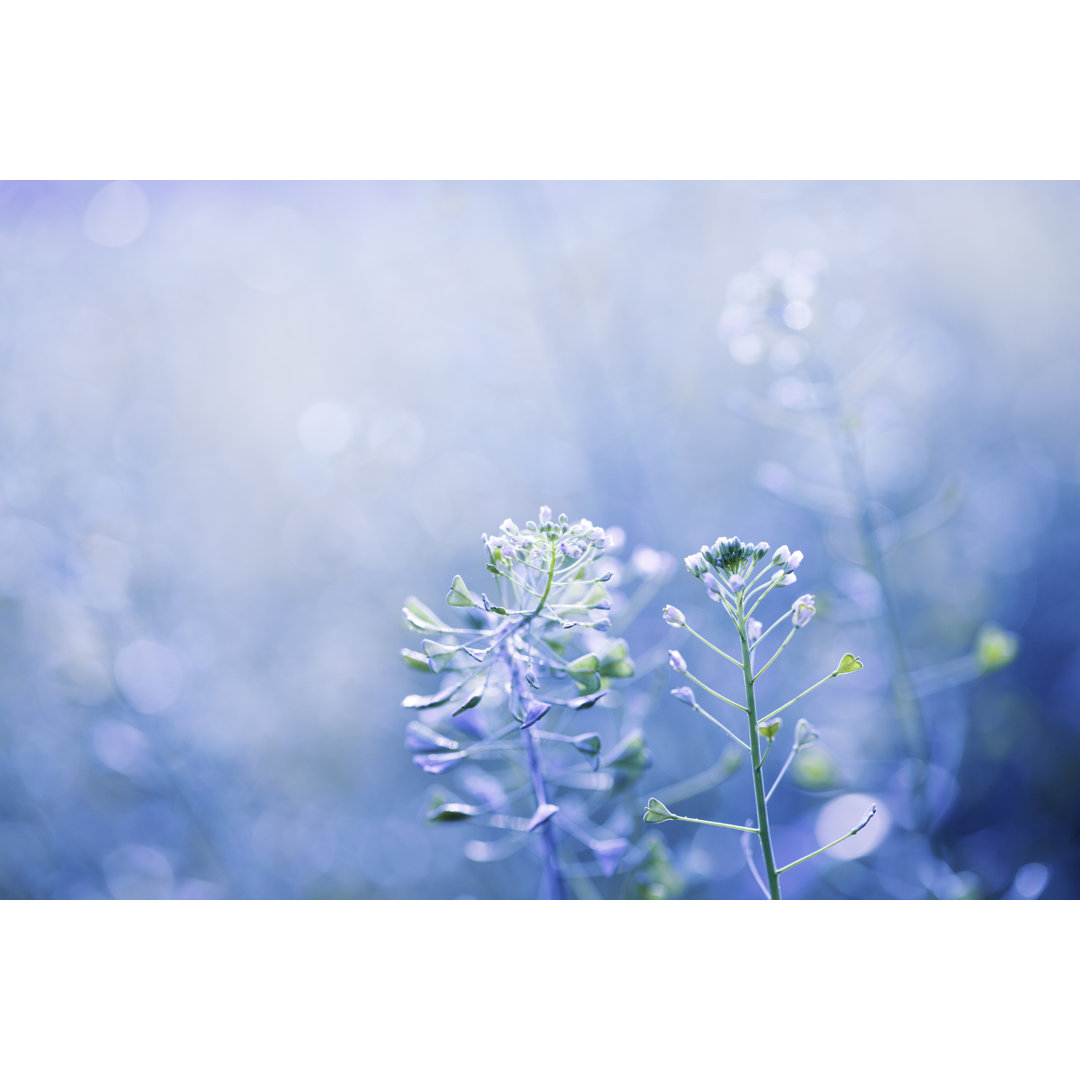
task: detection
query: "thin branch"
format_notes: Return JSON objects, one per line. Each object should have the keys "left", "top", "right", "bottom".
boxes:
{"left": 692, "top": 702, "right": 752, "bottom": 752}
{"left": 685, "top": 670, "right": 748, "bottom": 714}
{"left": 683, "top": 623, "right": 743, "bottom": 669}
{"left": 758, "top": 672, "right": 836, "bottom": 725}
{"left": 777, "top": 805, "right": 877, "bottom": 875}
{"left": 753, "top": 626, "right": 797, "bottom": 683}
{"left": 765, "top": 746, "right": 798, "bottom": 803}
{"left": 668, "top": 813, "right": 758, "bottom": 834}
{"left": 741, "top": 826, "right": 770, "bottom": 899}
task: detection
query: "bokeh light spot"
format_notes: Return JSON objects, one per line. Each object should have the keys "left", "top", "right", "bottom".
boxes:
{"left": 1013, "top": 862, "right": 1050, "bottom": 899}
{"left": 114, "top": 639, "right": 184, "bottom": 714}
{"left": 297, "top": 400, "right": 355, "bottom": 458}
{"left": 782, "top": 299, "right": 813, "bottom": 331}
{"left": 83, "top": 181, "right": 150, "bottom": 247}
{"left": 92, "top": 720, "right": 151, "bottom": 776}
{"left": 102, "top": 844, "right": 173, "bottom": 899}
{"left": 729, "top": 332, "right": 763, "bottom": 365}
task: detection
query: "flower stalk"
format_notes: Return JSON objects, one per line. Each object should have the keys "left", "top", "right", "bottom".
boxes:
{"left": 739, "top": 601, "right": 783, "bottom": 899}
{"left": 649, "top": 535, "right": 872, "bottom": 899}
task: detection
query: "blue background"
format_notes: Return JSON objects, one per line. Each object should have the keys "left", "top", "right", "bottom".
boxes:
{"left": 1, "top": 181, "right": 1077, "bottom": 899}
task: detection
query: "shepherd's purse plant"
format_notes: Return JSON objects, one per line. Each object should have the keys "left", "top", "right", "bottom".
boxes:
{"left": 648, "top": 535, "right": 875, "bottom": 899}
{"left": 401, "top": 509, "right": 662, "bottom": 899}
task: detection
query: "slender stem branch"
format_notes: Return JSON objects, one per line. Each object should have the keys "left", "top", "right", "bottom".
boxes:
{"left": 667, "top": 813, "right": 758, "bottom": 834}
{"left": 758, "top": 672, "right": 836, "bottom": 725}
{"left": 753, "top": 627, "right": 797, "bottom": 683}
{"left": 746, "top": 561, "right": 776, "bottom": 591}
{"left": 747, "top": 578, "right": 781, "bottom": 618}
{"left": 744, "top": 577, "right": 775, "bottom": 604}
{"left": 750, "top": 610, "right": 791, "bottom": 653}
{"left": 765, "top": 746, "right": 799, "bottom": 802}
{"left": 777, "top": 805, "right": 877, "bottom": 875}
{"left": 684, "top": 623, "right": 743, "bottom": 668}
{"left": 741, "top": 826, "right": 770, "bottom": 899}
{"left": 692, "top": 703, "right": 751, "bottom": 752}
{"left": 529, "top": 537, "right": 558, "bottom": 619}
{"left": 685, "top": 670, "right": 748, "bottom": 713}
{"left": 756, "top": 741, "right": 774, "bottom": 771}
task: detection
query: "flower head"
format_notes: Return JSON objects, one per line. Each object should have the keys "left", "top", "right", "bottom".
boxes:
{"left": 703, "top": 536, "right": 768, "bottom": 576}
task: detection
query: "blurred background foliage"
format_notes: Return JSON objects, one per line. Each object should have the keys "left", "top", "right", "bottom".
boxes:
{"left": 0, "top": 180, "right": 1076, "bottom": 899}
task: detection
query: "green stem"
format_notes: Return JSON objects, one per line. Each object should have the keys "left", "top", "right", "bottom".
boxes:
{"left": 530, "top": 537, "right": 558, "bottom": 618}
{"left": 750, "top": 610, "right": 790, "bottom": 653}
{"left": 758, "top": 672, "right": 836, "bottom": 725}
{"left": 692, "top": 703, "right": 751, "bottom": 752}
{"left": 753, "top": 627, "right": 797, "bottom": 682}
{"left": 765, "top": 746, "right": 798, "bottom": 802}
{"left": 685, "top": 671, "right": 748, "bottom": 714}
{"left": 740, "top": 604, "right": 782, "bottom": 900}
{"left": 684, "top": 623, "right": 743, "bottom": 669}
{"left": 777, "top": 805, "right": 876, "bottom": 875}
{"left": 667, "top": 813, "right": 758, "bottom": 834}
{"left": 746, "top": 577, "right": 781, "bottom": 618}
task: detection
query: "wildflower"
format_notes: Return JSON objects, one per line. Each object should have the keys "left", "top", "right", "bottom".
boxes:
{"left": 703, "top": 573, "right": 726, "bottom": 603}
{"left": 747, "top": 617, "right": 762, "bottom": 644}
{"left": 403, "top": 507, "right": 645, "bottom": 898}
{"left": 792, "top": 594, "right": 816, "bottom": 628}
{"left": 668, "top": 649, "right": 687, "bottom": 674}
{"left": 684, "top": 551, "right": 709, "bottom": 577}
{"left": 772, "top": 545, "right": 803, "bottom": 573}
{"left": 662, "top": 605, "right": 686, "bottom": 627}
{"left": 671, "top": 686, "right": 696, "bottom": 707}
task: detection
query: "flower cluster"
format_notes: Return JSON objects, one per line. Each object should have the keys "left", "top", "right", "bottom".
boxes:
{"left": 477, "top": 510, "right": 617, "bottom": 632}
{"left": 402, "top": 508, "right": 659, "bottom": 898}
{"left": 684, "top": 535, "right": 807, "bottom": 605}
